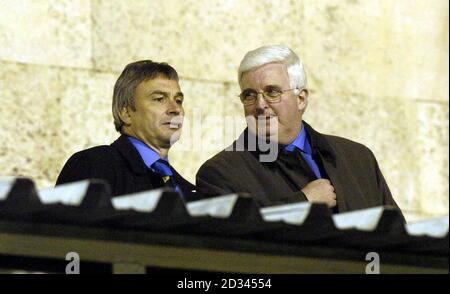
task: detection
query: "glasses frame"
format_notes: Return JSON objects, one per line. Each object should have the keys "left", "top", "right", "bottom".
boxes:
{"left": 238, "top": 87, "right": 300, "bottom": 106}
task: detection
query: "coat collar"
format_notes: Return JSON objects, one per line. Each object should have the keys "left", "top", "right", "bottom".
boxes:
{"left": 111, "top": 135, "right": 148, "bottom": 175}
{"left": 302, "top": 121, "right": 337, "bottom": 165}
{"left": 111, "top": 135, "right": 185, "bottom": 179}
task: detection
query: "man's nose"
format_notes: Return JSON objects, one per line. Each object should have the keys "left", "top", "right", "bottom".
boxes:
{"left": 255, "top": 93, "right": 268, "bottom": 114}
{"left": 167, "top": 99, "right": 182, "bottom": 115}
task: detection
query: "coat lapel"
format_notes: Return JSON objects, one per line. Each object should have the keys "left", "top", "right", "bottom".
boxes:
{"left": 304, "top": 122, "right": 368, "bottom": 213}
{"left": 111, "top": 135, "right": 149, "bottom": 175}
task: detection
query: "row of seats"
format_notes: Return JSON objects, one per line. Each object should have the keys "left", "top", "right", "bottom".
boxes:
{"left": 0, "top": 177, "right": 448, "bottom": 255}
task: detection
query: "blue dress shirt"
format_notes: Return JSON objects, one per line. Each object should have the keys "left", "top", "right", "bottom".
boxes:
{"left": 128, "top": 136, "right": 165, "bottom": 169}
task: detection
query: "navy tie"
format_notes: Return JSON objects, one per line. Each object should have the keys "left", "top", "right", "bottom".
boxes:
{"left": 298, "top": 149, "right": 322, "bottom": 179}
{"left": 285, "top": 145, "right": 322, "bottom": 179}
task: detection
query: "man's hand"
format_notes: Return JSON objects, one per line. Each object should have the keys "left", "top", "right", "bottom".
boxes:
{"left": 301, "top": 179, "right": 337, "bottom": 208}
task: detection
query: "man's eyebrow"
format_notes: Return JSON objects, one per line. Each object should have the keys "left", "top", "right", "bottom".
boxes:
{"left": 242, "top": 84, "right": 282, "bottom": 90}
{"left": 149, "top": 90, "right": 183, "bottom": 96}
{"left": 263, "top": 84, "right": 282, "bottom": 89}
{"left": 149, "top": 90, "right": 168, "bottom": 95}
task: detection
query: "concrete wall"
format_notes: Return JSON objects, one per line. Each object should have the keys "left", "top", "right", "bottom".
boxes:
{"left": 0, "top": 0, "right": 448, "bottom": 222}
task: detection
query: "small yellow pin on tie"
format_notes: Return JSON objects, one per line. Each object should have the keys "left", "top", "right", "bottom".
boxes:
{"left": 162, "top": 175, "right": 171, "bottom": 183}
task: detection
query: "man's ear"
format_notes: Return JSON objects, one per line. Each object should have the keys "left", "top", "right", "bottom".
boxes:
{"left": 297, "top": 88, "right": 309, "bottom": 112}
{"left": 119, "top": 106, "right": 133, "bottom": 126}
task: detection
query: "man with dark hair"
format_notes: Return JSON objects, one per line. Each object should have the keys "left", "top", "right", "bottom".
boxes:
{"left": 196, "top": 45, "right": 403, "bottom": 217}
{"left": 57, "top": 60, "right": 196, "bottom": 200}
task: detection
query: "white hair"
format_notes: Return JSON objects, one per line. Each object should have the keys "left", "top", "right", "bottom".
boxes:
{"left": 238, "top": 45, "right": 307, "bottom": 91}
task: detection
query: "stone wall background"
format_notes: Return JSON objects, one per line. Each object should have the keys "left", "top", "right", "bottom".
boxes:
{"left": 0, "top": 0, "right": 448, "bottom": 222}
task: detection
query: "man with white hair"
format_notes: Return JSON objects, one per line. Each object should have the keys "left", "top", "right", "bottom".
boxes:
{"left": 196, "top": 45, "right": 402, "bottom": 214}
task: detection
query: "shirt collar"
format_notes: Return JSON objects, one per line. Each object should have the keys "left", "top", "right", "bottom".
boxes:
{"left": 127, "top": 136, "right": 168, "bottom": 168}
{"left": 284, "top": 122, "right": 312, "bottom": 154}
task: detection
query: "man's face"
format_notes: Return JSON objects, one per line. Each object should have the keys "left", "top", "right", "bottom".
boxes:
{"left": 240, "top": 62, "right": 306, "bottom": 145}
{"left": 126, "top": 77, "right": 184, "bottom": 149}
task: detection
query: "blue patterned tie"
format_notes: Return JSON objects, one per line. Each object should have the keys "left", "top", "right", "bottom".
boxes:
{"left": 151, "top": 159, "right": 182, "bottom": 195}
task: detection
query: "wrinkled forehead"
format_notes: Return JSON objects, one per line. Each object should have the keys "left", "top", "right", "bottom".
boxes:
{"left": 136, "top": 76, "right": 181, "bottom": 93}
{"left": 142, "top": 73, "right": 179, "bottom": 85}
{"left": 240, "top": 62, "right": 289, "bottom": 89}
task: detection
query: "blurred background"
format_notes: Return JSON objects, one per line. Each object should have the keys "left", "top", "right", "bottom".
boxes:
{"left": 0, "top": 0, "right": 448, "bottom": 222}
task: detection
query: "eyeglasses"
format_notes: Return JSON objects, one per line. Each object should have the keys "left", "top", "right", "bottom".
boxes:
{"left": 238, "top": 87, "right": 298, "bottom": 106}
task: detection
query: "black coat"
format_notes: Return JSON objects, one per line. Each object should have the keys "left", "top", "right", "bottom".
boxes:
{"left": 196, "top": 121, "right": 403, "bottom": 216}
{"left": 56, "top": 135, "right": 197, "bottom": 201}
